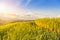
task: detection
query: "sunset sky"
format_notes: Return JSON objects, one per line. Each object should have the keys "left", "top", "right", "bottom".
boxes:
{"left": 0, "top": 0, "right": 60, "bottom": 17}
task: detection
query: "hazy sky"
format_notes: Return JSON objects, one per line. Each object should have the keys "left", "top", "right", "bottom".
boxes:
{"left": 0, "top": 0, "right": 60, "bottom": 17}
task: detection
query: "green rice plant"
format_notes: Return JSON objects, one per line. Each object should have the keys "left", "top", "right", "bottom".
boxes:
{"left": 0, "top": 19, "right": 60, "bottom": 40}
{"left": 35, "top": 18, "right": 60, "bottom": 33}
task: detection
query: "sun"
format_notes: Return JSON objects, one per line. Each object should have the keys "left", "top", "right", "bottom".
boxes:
{"left": 0, "top": 3, "right": 8, "bottom": 13}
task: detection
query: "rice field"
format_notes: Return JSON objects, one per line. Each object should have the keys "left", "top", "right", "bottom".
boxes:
{"left": 0, "top": 18, "right": 60, "bottom": 40}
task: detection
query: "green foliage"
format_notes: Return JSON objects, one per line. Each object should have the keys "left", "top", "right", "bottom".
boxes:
{"left": 0, "top": 18, "right": 60, "bottom": 40}
{"left": 35, "top": 18, "right": 60, "bottom": 33}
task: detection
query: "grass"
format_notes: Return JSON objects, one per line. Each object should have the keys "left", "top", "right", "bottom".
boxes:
{"left": 35, "top": 18, "right": 60, "bottom": 33}
{"left": 0, "top": 18, "right": 60, "bottom": 40}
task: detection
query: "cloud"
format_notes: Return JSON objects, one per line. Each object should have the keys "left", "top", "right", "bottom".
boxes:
{"left": 0, "top": 11, "right": 38, "bottom": 21}
{"left": 0, "top": 1, "right": 42, "bottom": 20}
{"left": 57, "top": 15, "right": 60, "bottom": 17}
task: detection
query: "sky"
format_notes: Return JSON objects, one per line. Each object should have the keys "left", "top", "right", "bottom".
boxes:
{"left": 0, "top": 0, "right": 60, "bottom": 17}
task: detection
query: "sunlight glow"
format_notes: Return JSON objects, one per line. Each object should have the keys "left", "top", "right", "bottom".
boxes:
{"left": 0, "top": 3, "right": 8, "bottom": 13}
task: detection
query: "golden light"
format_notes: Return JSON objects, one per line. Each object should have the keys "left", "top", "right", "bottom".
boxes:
{"left": 0, "top": 4, "right": 6, "bottom": 13}
{"left": 0, "top": 2, "right": 8, "bottom": 13}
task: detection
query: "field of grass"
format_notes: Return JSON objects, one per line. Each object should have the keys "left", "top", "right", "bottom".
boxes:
{"left": 0, "top": 18, "right": 60, "bottom": 40}
{"left": 35, "top": 18, "right": 60, "bottom": 33}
